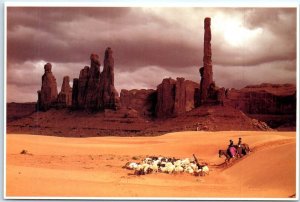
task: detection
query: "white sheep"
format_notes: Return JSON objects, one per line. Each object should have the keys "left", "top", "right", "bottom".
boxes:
{"left": 189, "top": 163, "right": 198, "bottom": 170}
{"left": 129, "top": 156, "right": 209, "bottom": 177}
{"left": 152, "top": 159, "right": 161, "bottom": 165}
{"left": 129, "top": 162, "right": 138, "bottom": 169}
{"left": 184, "top": 166, "right": 194, "bottom": 174}
{"left": 144, "top": 165, "right": 151, "bottom": 174}
{"left": 160, "top": 162, "right": 175, "bottom": 174}
{"left": 201, "top": 166, "right": 209, "bottom": 175}
{"left": 150, "top": 164, "right": 159, "bottom": 173}
{"left": 124, "top": 162, "right": 138, "bottom": 170}
{"left": 143, "top": 157, "right": 152, "bottom": 164}
{"left": 174, "top": 160, "right": 182, "bottom": 167}
{"left": 160, "top": 166, "right": 167, "bottom": 173}
{"left": 181, "top": 158, "right": 190, "bottom": 166}
{"left": 166, "top": 164, "right": 175, "bottom": 174}
{"left": 134, "top": 164, "right": 144, "bottom": 175}
{"left": 174, "top": 165, "right": 184, "bottom": 173}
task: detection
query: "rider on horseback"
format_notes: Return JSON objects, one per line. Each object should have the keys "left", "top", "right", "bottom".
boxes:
{"left": 237, "top": 137, "right": 242, "bottom": 147}
{"left": 227, "top": 139, "right": 236, "bottom": 158}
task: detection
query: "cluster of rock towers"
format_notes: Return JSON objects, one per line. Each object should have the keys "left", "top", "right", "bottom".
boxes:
{"left": 37, "top": 17, "right": 225, "bottom": 116}
{"left": 37, "top": 47, "right": 119, "bottom": 111}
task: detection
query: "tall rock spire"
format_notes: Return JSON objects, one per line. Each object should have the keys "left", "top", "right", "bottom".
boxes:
{"left": 200, "top": 17, "right": 213, "bottom": 104}
{"left": 100, "top": 47, "right": 120, "bottom": 109}
{"left": 37, "top": 63, "right": 58, "bottom": 111}
{"left": 57, "top": 76, "right": 72, "bottom": 107}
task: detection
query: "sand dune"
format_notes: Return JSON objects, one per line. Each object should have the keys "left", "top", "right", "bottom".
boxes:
{"left": 6, "top": 131, "right": 296, "bottom": 198}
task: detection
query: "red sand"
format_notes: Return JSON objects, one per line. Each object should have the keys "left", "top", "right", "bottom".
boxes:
{"left": 6, "top": 131, "right": 296, "bottom": 198}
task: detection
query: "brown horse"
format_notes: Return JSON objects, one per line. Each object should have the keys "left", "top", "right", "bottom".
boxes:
{"left": 234, "top": 143, "right": 251, "bottom": 157}
{"left": 219, "top": 149, "right": 232, "bottom": 163}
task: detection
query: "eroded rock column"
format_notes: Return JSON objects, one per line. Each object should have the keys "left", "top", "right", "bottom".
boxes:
{"left": 200, "top": 17, "right": 213, "bottom": 104}
{"left": 37, "top": 63, "right": 58, "bottom": 111}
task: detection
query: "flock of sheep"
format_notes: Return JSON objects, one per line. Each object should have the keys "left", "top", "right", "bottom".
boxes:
{"left": 123, "top": 156, "right": 209, "bottom": 176}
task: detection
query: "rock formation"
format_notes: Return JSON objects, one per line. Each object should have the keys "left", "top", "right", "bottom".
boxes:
{"left": 71, "top": 78, "right": 79, "bottom": 108}
{"left": 77, "top": 66, "right": 90, "bottom": 108}
{"left": 99, "top": 47, "right": 120, "bottom": 110}
{"left": 7, "top": 102, "right": 36, "bottom": 122}
{"left": 57, "top": 76, "right": 72, "bottom": 107}
{"left": 37, "top": 63, "right": 58, "bottom": 111}
{"left": 197, "top": 17, "right": 226, "bottom": 106}
{"left": 174, "top": 78, "right": 186, "bottom": 115}
{"left": 156, "top": 78, "right": 176, "bottom": 118}
{"left": 84, "top": 54, "right": 101, "bottom": 110}
{"left": 32, "top": 19, "right": 295, "bottom": 131}
{"left": 226, "top": 84, "right": 296, "bottom": 114}
{"left": 155, "top": 78, "right": 199, "bottom": 118}
{"left": 71, "top": 47, "right": 120, "bottom": 111}
{"left": 120, "top": 89, "right": 157, "bottom": 117}
{"left": 199, "top": 17, "right": 213, "bottom": 104}
{"left": 224, "top": 83, "right": 296, "bottom": 129}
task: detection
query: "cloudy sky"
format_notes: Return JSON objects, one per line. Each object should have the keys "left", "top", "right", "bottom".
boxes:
{"left": 6, "top": 7, "right": 297, "bottom": 102}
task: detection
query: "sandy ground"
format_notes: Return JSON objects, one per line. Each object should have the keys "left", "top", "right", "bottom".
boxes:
{"left": 6, "top": 131, "right": 297, "bottom": 198}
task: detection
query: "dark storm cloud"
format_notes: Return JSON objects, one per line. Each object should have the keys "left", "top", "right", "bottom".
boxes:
{"left": 7, "top": 7, "right": 296, "bottom": 68}
{"left": 6, "top": 7, "right": 297, "bottom": 102}
{"left": 7, "top": 7, "right": 132, "bottom": 64}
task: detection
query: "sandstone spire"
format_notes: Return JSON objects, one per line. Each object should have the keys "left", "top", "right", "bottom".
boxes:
{"left": 57, "top": 76, "right": 72, "bottom": 107}
{"left": 200, "top": 17, "right": 213, "bottom": 104}
{"left": 37, "top": 63, "right": 58, "bottom": 111}
{"left": 100, "top": 47, "right": 120, "bottom": 109}
{"left": 84, "top": 53, "right": 101, "bottom": 110}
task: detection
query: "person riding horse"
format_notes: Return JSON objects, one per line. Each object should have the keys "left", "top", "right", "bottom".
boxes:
{"left": 237, "top": 137, "right": 242, "bottom": 147}
{"left": 227, "top": 139, "right": 236, "bottom": 158}
{"left": 236, "top": 137, "right": 250, "bottom": 156}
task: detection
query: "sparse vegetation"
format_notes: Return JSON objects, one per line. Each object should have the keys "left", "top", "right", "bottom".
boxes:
{"left": 20, "top": 149, "right": 28, "bottom": 154}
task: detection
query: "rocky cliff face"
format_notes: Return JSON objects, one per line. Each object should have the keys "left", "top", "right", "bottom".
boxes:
{"left": 156, "top": 78, "right": 176, "bottom": 118}
{"left": 155, "top": 78, "right": 199, "bottom": 118}
{"left": 226, "top": 83, "right": 296, "bottom": 115}
{"left": 57, "top": 76, "right": 72, "bottom": 107}
{"left": 77, "top": 66, "right": 90, "bottom": 108}
{"left": 224, "top": 83, "right": 296, "bottom": 129}
{"left": 120, "top": 89, "right": 157, "bottom": 117}
{"left": 37, "top": 63, "right": 58, "bottom": 111}
{"left": 7, "top": 102, "right": 36, "bottom": 122}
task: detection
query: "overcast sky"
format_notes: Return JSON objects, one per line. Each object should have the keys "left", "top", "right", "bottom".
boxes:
{"left": 6, "top": 7, "right": 297, "bottom": 102}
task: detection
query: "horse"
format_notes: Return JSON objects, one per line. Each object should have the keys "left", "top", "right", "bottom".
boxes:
{"left": 219, "top": 149, "right": 232, "bottom": 163}
{"left": 234, "top": 143, "right": 251, "bottom": 157}
{"left": 241, "top": 143, "right": 251, "bottom": 154}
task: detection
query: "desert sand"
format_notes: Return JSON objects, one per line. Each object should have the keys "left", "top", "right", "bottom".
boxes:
{"left": 6, "top": 131, "right": 296, "bottom": 198}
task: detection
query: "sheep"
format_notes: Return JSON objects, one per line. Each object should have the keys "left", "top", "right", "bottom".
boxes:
{"left": 174, "top": 160, "right": 182, "bottom": 167}
{"left": 152, "top": 159, "right": 161, "bottom": 166}
{"left": 174, "top": 165, "right": 184, "bottom": 173}
{"left": 143, "top": 157, "right": 152, "bottom": 164}
{"left": 143, "top": 164, "right": 151, "bottom": 174}
{"left": 181, "top": 158, "right": 190, "bottom": 166}
{"left": 166, "top": 164, "right": 175, "bottom": 174}
{"left": 186, "top": 167, "right": 194, "bottom": 174}
{"left": 126, "top": 156, "right": 209, "bottom": 177}
{"left": 189, "top": 163, "right": 198, "bottom": 170}
{"left": 183, "top": 164, "right": 197, "bottom": 174}
{"left": 160, "top": 162, "right": 175, "bottom": 174}
{"left": 150, "top": 164, "right": 159, "bottom": 173}
{"left": 123, "top": 162, "right": 138, "bottom": 170}
{"left": 201, "top": 165, "right": 209, "bottom": 175}
{"left": 134, "top": 164, "right": 145, "bottom": 175}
